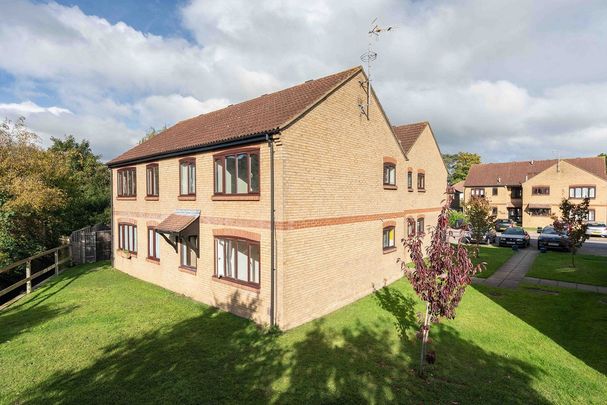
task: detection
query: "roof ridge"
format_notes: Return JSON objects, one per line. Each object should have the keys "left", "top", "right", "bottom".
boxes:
{"left": 475, "top": 156, "right": 601, "bottom": 166}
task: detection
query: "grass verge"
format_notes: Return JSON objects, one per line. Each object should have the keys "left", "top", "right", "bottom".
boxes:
{"left": 527, "top": 252, "right": 607, "bottom": 287}
{"left": 468, "top": 245, "right": 516, "bottom": 278}
{"left": 1, "top": 261, "right": 605, "bottom": 404}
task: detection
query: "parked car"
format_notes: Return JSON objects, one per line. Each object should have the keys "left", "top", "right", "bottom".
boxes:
{"left": 497, "top": 227, "right": 530, "bottom": 248}
{"left": 538, "top": 226, "right": 570, "bottom": 251}
{"left": 462, "top": 227, "right": 497, "bottom": 245}
{"left": 495, "top": 219, "right": 515, "bottom": 232}
{"left": 585, "top": 222, "right": 607, "bottom": 238}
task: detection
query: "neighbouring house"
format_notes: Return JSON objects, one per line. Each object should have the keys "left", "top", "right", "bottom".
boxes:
{"left": 463, "top": 157, "right": 607, "bottom": 228}
{"left": 107, "top": 66, "right": 447, "bottom": 330}
{"left": 450, "top": 180, "right": 465, "bottom": 211}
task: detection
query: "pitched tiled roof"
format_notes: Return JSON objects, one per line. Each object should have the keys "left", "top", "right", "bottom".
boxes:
{"left": 156, "top": 213, "right": 199, "bottom": 234}
{"left": 464, "top": 157, "right": 607, "bottom": 187}
{"left": 108, "top": 66, "right": 363, "bottom": 166}
{"left": 392, "top": 122, "right": 428, "bottom": 154}
{"left": 451, "top": 180, "right": 465, "bottom": 193}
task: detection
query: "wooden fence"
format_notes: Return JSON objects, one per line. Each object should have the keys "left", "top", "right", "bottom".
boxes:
{"left": 0, "top": 245, "right": 71, "bottom": 308}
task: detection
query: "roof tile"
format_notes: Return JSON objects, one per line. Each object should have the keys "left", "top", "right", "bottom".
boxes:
{"left": 392, "top": 122, "right": 428, "bottom": 154}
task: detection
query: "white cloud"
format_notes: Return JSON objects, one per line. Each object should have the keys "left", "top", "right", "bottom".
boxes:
{"left": 0, "top": 0, "right": 606, "bottom": 161}
{"left": 0, "top": 101, "right": 71, "bottom": 116}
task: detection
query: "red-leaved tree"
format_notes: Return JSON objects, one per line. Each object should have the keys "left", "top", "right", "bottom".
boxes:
{"left": 400, "top": 192, "right": 483, "bottom": 375}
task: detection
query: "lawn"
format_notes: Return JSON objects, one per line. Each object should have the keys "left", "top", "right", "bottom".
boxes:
{"left": 528, "top": 252, "right": 607, "bottom": 287}
{"left": 1, "top": 262, "right": 606, "bottom": 404}
{"left": 469, "top": 245, "right": 516, "bottom": 278}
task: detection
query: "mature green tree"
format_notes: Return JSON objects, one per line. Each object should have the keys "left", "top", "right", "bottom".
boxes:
{"left": 599, "top": 153, "right": 607, "bottom": 169}
{"left": 465, "top": 196, "right": 495, "bottom": 250}
{"left": 443, "top": 152, "right": 481, "bottom": 184}
{"left": 552, "top": 198, "right": 590, "bottom": 267}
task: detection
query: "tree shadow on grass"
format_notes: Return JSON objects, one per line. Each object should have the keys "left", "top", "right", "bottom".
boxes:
{"left": 0, "top": 303, "right": 78, "bottom": 344}
{"left": 476, "top": 285, "right": 607, "bottom": 376}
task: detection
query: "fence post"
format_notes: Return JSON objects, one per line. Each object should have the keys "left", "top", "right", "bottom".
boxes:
{"left": 55, "top": 249, "right": 59, "bottom": 275}
{"left": 26, "top": 260, "right": 32, "bottom": 294}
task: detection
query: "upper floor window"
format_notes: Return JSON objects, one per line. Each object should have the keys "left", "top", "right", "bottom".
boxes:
{"left": 532, "top": 186, "right": 550, "bottom": 195}
{"left": 118, "top": 223, "right": 137, "bottom": 253}
{"left": 417, "top": 173, "right": 425, "bottom": 190}
{"left": 383, "top": 226, "right": 395, "bottom": 250}
{"left": 383, "top": 163, "right": 396, "bottom": 186}
{"left": 407, "top": 170, "right": 413, "bottom": 190}
{"left": 179, "top": 159, "right": 196, "bottom": 196}
{"left": 180, "top": 235, "right": 198, "bottom": 269}
{"left": 117, "top": 168, "right": 136, "bottom": 197}
{"left": 471, "top": 188, "right": 485, "bottom": 197}
{"left": 146, "top": 164, "right": 159, "bottom": 197}
{"left": 492, "top": 187, "right": 498, "bottom": 196}
{"left": 214, "top": 150, "right": 260, "bottom": 195}
{"left": 215, "top": 237, "right": 260, "bottom": 285}
{"left": 511, "top": 187, "right": 522, "bottom": 198}
{"left": 569, "top": 186, "right": 595, "bottom": 199}
{"left": 147, "top": 227, "right": 160, "bottom": 261}
{"left": 417, "top": 218, "right": 425, "bottom": 235}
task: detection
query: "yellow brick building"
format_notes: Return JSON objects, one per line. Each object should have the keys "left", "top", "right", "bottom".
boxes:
{"left": 108, "top": 66, "right": 448, "bottom": 330}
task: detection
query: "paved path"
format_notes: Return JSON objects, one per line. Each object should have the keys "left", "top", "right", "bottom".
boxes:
{"left": 473, "top": 248, "right": 539, "bottom": 288}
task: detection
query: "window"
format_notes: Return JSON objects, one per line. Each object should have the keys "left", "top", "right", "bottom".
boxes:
{"left": 215, "top": 237, "right": 260, "bottom": 285}
{"left": 532, "top": 186, "right": 550, "bottom": 195}
{"left": 180, "top": 235, "right": 198, "bottom": 269}
{"left": 147, "top": 227, "right": 160, "bottom": 261}
{"left": 406, "top": 219, "right": 415, "bottom": 236}
{"left": 407, "top": 170, "right": 413, "bottom": 190}
{"left": 492, "top": 207, "right": 498, "bottom": 216}
{"left": 117, "top": 168, "right": 136, "bottom": 197}
{"left": 569, "top": 186, "right": 595, "bottom": 199}
{"left": 417, "top": 173, "right": 425, "bottom": 190}
{"left": 417, "top": 218, "right": 425, "bottom": 235}
{"left": 492, "top": 187, "right": 498, "bottom": 196}
{"left": 118, "top": 223, "right": 137, "bottom": 253}
{"left": 587, "top": 210, "right": 596, "bottom": 222}
{"left": 529, "top": 208, "right": 551, "bottom": 217}
{"left": 179, "top": 159, "right": 196, "bottom": 196}
{"left": 471, "top": 188, "right": 485, "bottom": 197}
{"left": 383, "top": 226, "right": 395, "bottom": 250}
{"left": 511, "top": 187, "right": 522, "bottom": 198}
{"left": 383, "top": 164, "right": 396, "bottom": 186}
{"left": 146, "top": 164, "right": 159, "bottom": 197}
{"left": 214, "top": 150, "right": 260, "bottom": 195}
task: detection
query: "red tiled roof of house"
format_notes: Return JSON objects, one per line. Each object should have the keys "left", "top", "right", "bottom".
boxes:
{"left": 156, "top": 213, "right": 199, "bottom": 234}
{"left": 464, "top": 157, "right": 607, "bottom": 187}
{"left": 392, "top": 122, "right": 428, "bottom": 154}
{"left": 451, "top": 180, "right": 465, "bottom": 193}
{"left": 108, "top": 66, "right": 363, "bottom": 166}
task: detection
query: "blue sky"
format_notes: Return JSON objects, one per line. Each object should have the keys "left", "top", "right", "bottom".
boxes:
{"left": 1, "top": 0, "right": 606, "bottom": 161}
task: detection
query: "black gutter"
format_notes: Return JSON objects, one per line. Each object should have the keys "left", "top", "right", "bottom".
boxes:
{"left": 107, "top": 133, "right": 274, "bottom": 168}
{"left": 267, "top": 133, "right": 276, "bottom": 327}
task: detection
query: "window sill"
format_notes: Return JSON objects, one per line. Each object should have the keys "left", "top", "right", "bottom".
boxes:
{"left": 212, "top": 276, "right": 260, "bottom": 292}
{"left": 383, "top": 247, "right": 397, "bottom": 254}
{"left": 417, "top": 189, "right": 426, "bottom": 193}
{"left": 408, "top": 188, "right": 414, "bottom": 192}
{"left": 117, "top": 250, "right": 137, "bottom": 259}
{"left": 145, "top": 196, "right": 159, "bottom": 201}
{"left": 117, "top": 196, "right": 137, "bottom": 201}
{"left": 146, "top": 257, "right": 160, "bottom": 265}
{"left": 212, "top": 194, "right": 260, "bottom": 201}
{"left": 178, "top": 195, "right": 196, "bottom": 201}
{"left": 178, "top": 266, "right": 197, "bottom": 275}
{"left": 383, "top": 184, "right": 397, "bottom": 190}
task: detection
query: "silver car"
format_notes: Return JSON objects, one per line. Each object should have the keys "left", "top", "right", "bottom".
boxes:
{"left": 586, "top": 222, "right": 607, "bottom": 238}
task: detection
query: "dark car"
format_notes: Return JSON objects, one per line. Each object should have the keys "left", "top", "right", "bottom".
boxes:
{"left": 498, "top": 227, "right": 530, "bottom": 248}
{"left": 495, "top": 219, "right": 514, "bottom": 232}
{"left": 462, "top": 227, "right": 497, "bottom": 245}
{"left": 538, "top": 226, "right": 570, "bottom": 251}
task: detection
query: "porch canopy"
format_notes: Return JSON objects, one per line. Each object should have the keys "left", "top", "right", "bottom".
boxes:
{"left": 527, "top": 204, "right": 551, "bottom": 209}
{"left": 156, "top": 209, "right": 200, "bottom": 251}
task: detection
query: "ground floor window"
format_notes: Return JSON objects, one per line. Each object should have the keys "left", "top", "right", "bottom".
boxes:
{"left": 406, "top": 218, "right": 415, "bottom": 236}
{"left": 215, "top": 238, "right": 260, "bottom": 285}
{"left": 180, "top": 235, "right": 198, "bottom": 269}
{"left": 417, "top": 218, "right": 425, "bottom": 235}
{"left": 587, "top": 210, "right": 596, "bottom": 222}
{"left": 529, "top": 208, "right": 551, "bottom": 216}
{"left": 147, "top": 227, "right": 161, "bottom": 261}
{"left": 118, "top": 223, "right": 137, "bottom": 253}
{"left": 382, "top": 226, "right": 395, "bottom": 250}
{"left": 492, "top": 207, "right": 498, "bottom": 216}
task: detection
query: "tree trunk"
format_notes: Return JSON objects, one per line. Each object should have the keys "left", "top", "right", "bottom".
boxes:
{"left": 419, "top": 302, "right": 430, "bottom": 377}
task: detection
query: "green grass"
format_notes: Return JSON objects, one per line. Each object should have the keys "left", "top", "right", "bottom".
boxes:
{"left": 1, "top": 262, "right": 606, "bottom": 404}
{"left": 469, "top": 245, "right": 516, "bottom": 278}
{"left": 528, "top": 252, "right": 607, "bottom": 287}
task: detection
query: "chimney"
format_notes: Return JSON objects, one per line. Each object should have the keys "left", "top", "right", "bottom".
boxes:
{"left": 497, "top": 177, "right": 501, "bottom": 183}
{"left": 525, "top": 175, "right": 528, "bottom": 182}
{"left": 530, "top": 160, "right": 534, "bottom": 165}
